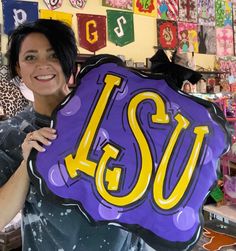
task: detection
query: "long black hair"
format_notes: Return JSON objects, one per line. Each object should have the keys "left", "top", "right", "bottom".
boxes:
{"left": 7, "top": 19, "right": 78, "bottom": 81}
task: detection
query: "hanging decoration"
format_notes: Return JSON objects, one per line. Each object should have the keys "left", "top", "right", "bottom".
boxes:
{"left": 133, "top": 0, "right": 157, "bottom": 17}
{"left": 157, "top": 20, "right": 178, "bottom": 50}
{"left": 178, "top": 22, "right": 198, "bottom": 53}
{"left": 28, "top": 54, "right": 230, "bottom": 251}
{"left": 178, "top": 0, "right": 197, "bottom": 23}
{"left": 43, "top": 0, "right": 62, "bottom": 10}
{"left": 198, "top": 25, "right": 216, "bottom": 55}
{"left": 107, "top": 10, "right": 134, "bottom": 46}
{"left": 157, "top": 0, "right": 179, "bottom": 20}
{"left": 102, "top": 0, "right": 132, "bottom": 10}
{"left": 218, "top": 57, "right": 236, "bottom": 79}
{"left": 2, "top": 0, "right": 38, "bottom": 35}
{"left": 216, "top": 27, "right": 234, "bottom": 56}
{"left": 39, "top": 9, "right": 73, "bottom": 27}
{"left": 69, "top": 0, "right": 87, "bottom": 9}
{"left": 215, "top": 0, "right": 232, "bottom": 28}
{"left": 197, "top": 0, "right": 215, "bottom": 26}
{"left": 233, "top": 3, "right": 236, "bottom": 26}
{"left": 77, "top": 14, "right": 107, "bottom": 52}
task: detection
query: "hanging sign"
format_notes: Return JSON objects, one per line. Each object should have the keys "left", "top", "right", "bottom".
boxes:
{"left": 28, "top": 54, "right": 230, "bottom": 251}
{"left": 107, "top": 10, "right": 134, "bottom": 46}
{"left": 40, "top": 9, "right": 72, "bottom": 27}
{"left": 157, "top": 0, "right": 179, "bottom": 20}
{"left": 216, "top": 27, "right": 234, "bottom": 56}
{"left": 43, "top": 0, "right": 63, "bottom": 10}
{"left": 77, "top": 14, "right": 106, "bottom": 52}
{"left": 102, "top": 0, "right": 133, "bottom": 10}
{"left": 133, "top": 0, "right": 157, "bottom": 17}
{"left": 197, "top": 0, "right": 215, "bottom": 26}
{"left": 178, "top": 0, "right": 197, "bottom": 23}
{"left": 198, "top": 25, "right": 216, "bottom": 55}
{"left": 178, "top": 22, "right": 198, "bottom": 53}
{"left": 2, "top": 1, "right": 38, "bottom": 35}
{"left": 69, "top": 0, "right": 87, "bottom": 9}
{"left": 157, "top": 20, "right": 178, "bottom": 50}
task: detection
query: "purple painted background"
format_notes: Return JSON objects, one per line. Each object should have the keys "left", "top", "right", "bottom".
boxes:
{"left": 28, "top": 58, "right": 230, "bottom": 250}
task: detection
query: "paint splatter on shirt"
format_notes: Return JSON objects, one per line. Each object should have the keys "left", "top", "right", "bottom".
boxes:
{"left": 0, "top": 105, "right": 151, "bottom": 251}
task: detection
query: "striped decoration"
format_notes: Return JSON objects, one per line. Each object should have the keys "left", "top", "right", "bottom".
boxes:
{"left": 157, "top": 0, "right": 179, "bottom": 20}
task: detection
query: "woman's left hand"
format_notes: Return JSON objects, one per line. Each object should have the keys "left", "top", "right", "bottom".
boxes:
{"left": 22, "top": 127, "right": 57, "bottom": 160}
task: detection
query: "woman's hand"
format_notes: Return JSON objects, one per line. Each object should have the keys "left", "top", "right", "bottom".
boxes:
{"left": 22, "top": 127, "right": 57, "bottom": 160}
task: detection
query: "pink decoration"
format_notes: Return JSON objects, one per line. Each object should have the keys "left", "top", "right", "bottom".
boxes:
{"left": 178, "top": 22, "right": 198, "bottom": 53}
{"left": 102, "top": 0, "right": 133, "bottom": 10}
{"left": 216, "top": 27, "right": 234, "bottom": 56}
{"left": 43, "top": 0, "right": 62, "bottom": 10}
{"left": 69, "top": 0, "right": 86, "bottom": 9}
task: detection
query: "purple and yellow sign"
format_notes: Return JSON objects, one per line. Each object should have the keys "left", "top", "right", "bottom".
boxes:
{"left": 28, "top": 55, "right": 230, "bottom": 250}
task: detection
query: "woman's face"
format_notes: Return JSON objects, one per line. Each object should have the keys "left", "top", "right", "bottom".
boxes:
{"left": 16, "top": 32, "right": 68, "bottom": 98}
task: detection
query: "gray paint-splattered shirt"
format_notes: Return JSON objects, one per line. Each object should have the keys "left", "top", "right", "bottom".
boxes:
{"left": 0, "top": 106, "right": 152, "bottom": 251}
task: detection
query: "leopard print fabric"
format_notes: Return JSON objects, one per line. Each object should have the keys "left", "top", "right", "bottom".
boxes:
{"left": 0, "top": 65, "right": 29, "bottom": 118}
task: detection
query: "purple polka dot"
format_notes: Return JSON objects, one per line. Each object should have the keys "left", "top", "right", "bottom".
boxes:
{"left": 98, "top": 200, "right": 122, "bottom": 220}
{"left": 173, "top": 206, "right": 196, "bottom": 231}
{"left": 115, "top": 85, "right": 128, "bottom": 100}
{"left": 60, "top": 95, "right": 81, "bottom": 116}
{"left": 203, "top": 147, "right": 213, "bottom": 164}
{"left": 93, "top": 128, "right": 109, "bottom": 150}
{"left": 48, "top": 164, "right": 69, "bottom": 187}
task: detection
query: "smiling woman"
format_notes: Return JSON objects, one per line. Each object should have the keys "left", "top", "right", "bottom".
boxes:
{"left": 0, "top": 19, "right": 149, "bottom": 251}
{"left": 16, "top": 32, "right": 69, "bottom": 114}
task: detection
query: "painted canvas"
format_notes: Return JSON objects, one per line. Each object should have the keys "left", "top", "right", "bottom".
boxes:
{"left": 157, "top": 0, "right": 179, "bottom": 20}
{"left": 197, "top": 0, "right": 215, "bottom": 26}
{"left": 215, "top": 0, "right": 232, "bottom": 28}
{"left": 28, "top": 54, "right": 230, "bottom": 251}
{"left": 178, "top": 22, "right": 198, "bottom": 53}
{"left": 178, "top": 0, "right": 198, "bottom": 23}
{"left": 216, "top": 27, "right": 234, "bottom": 56}
{"left": 157, "top": 20, "right": 178, "bottom": 49}
{"left": 133, "top": 0, "right": 157, "bottom": 17}
{"left": 198, "top": 25, "right": 216, "bottom": 55}
{"left": 102, "top": 0, "right": 133, "bottom": 10}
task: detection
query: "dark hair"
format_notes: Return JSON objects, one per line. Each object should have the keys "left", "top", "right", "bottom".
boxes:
{"left": 7, "top": 19, "right": 78, "bottom": 81}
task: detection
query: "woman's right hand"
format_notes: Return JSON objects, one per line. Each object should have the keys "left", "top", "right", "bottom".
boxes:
{"left": 22, "top": 127, "right": 57, "bottom": 161}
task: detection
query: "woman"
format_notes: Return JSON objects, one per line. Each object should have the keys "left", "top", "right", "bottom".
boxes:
{"left": 0, "top": 19, "right": 146, "bottom": 251}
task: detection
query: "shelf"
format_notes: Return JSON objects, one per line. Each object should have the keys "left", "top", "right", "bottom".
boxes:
{"left": 203, "top": 204, "right": 236, "bottom": 223}
{"left": 197, "top": 71, "right": 230, "bottom": 75}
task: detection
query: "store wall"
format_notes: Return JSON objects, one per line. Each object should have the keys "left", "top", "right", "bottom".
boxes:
{"left": 0, "top": 0, "right": 215, "bottom": 68}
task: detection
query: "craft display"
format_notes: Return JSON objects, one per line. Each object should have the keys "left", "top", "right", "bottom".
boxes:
{"left": 28, "top": 54, "right": 230, "bottom": 251}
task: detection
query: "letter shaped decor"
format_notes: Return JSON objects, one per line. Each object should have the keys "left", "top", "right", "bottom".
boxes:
{"left": 28, "top": 54, "right": 230, "bottom": 250}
